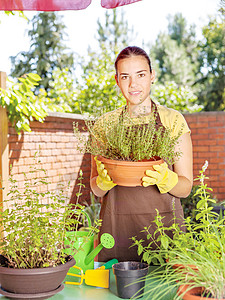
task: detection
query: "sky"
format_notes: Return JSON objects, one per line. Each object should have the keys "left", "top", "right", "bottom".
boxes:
{"left": 0, "top": 0, "right": 221, "bottom": 76}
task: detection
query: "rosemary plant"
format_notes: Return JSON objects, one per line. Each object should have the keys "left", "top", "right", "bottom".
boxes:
{"left": 74, "top": 107, "right": 183, "bottom": 165}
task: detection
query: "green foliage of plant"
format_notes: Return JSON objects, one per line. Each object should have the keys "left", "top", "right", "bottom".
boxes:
{"left": 79, "top": 192, "right": 101, "bottom": 230}
{"left": 131, "top": 161, "right": 225, "bottom": 299}
{"left": 36, "top": 68, "right": 76, "bottom": 113}
{"left": 0, "top": 73, "right": 48, "bottom": 133}
{"left": 181, "top": 183, "right": 216, "bottom": 221}
{"left": 152, "top": 81, "right": 203, "bottom": 113}
{"left": 0, "top": 156, "right": 101, "bottom": 269}
{"left": 74, "top": 108, "right": 183, "bottom": 164}
{"left": 131, "top": 161, "right": 219, "bottom": 265}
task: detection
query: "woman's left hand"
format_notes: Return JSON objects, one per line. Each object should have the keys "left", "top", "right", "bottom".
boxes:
{"left": 142, "top": 162, "right": 178, "bottom": 193}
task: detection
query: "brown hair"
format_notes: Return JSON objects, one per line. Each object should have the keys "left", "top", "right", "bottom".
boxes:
{"left": 115, "top": 46, "right": 152, "bottom": 74}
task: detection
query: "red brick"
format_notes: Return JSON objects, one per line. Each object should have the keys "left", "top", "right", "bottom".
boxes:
{"left": 209, "top": 121, "right": 225, "bottom": 128}
{"left": 191, "top": 122, "right": 209, "bottom": 129}
{"left": 218, "top": 128, "right": 225, "bottom": 133}
{"left": 209, "top": 146, "right": 225, "bottom": 152}
{"left": 218, "top": 140, "right": 225, "bottom": 146}
{"left": 197, "top": 128, "right": 216, "bottom": 134}
{"left": 194, "top": 146, "right": 209, "bottom": 152}
{"left": 209, "top": 169, "right": 224, "bottom": 175}
{"left": 191, "top": 134, "right": 209, "bottom": 140}
{"left": 198, "top": 152, "right": 218, "bottom": 158}
{"left": 197, "top": 140, "right": 217, "bottom": 146}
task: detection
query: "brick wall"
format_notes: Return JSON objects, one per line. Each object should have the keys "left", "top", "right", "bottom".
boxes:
{"left": 184, "top": 111, "right": 225, "bottom": 201}
{"left": 8, "top": 111, "right": 225, "bottom": 203}
{"left": 8, "top": 112, "right": 91, "bottom": 204}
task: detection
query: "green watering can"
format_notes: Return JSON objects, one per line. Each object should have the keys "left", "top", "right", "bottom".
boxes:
{"left": 64, "top": 211, "right": 115, "bottom": 274}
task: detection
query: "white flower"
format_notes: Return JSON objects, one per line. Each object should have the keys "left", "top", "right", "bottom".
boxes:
{"left": 202, "top": 160, "right": 208, "bottom": 172}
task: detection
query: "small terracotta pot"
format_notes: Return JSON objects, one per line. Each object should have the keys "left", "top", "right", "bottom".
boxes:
{"left": 98, "top": 156, "right": 164, "bottom": 187}
{"left": 178, "top": 284, "right": 224, "bottom": 300}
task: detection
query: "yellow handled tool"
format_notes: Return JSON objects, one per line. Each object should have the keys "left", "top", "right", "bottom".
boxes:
{"left": 65, "top": 265, "right": 109, "bottom": 288}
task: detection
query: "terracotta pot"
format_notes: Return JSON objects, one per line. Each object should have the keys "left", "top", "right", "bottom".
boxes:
{"left": 0, "top": 255, "right": 75, "bottom": 299}
{"left": 178, "top": 284, "right": 225, "bottom": 300}
{"left": 98, "top": 156, "right": 164, "bottom": 187}
{"left": 166, "top": 259, "right": 198, "bottom": 273}
{"left": 172, "top": 263, "right": 198, "bottom": 272}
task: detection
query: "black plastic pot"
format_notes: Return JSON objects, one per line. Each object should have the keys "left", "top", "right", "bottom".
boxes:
{"left": 211, "top": 205, "right": 225, "bottom": 217}
{"left": 112, "top": 261, "right": 149, "bottom": 299}
{"left": 0, "top": 255, "right": 75, "bottom": 299}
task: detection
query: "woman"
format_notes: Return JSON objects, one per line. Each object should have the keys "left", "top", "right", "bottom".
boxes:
{"left": 90, "top": 46, "right": 193, "bottom": 262}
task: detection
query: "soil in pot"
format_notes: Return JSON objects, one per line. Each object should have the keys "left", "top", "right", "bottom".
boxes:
{"left": 112, "top": 261, "right": 149, "bottom": 299}
{"left": 98, "top": 156, "right": 164, "bottom": 187}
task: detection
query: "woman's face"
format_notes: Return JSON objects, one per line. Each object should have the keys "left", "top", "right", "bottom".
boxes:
{"left": 115, "top": 55, "right": 155, "bottom": 108}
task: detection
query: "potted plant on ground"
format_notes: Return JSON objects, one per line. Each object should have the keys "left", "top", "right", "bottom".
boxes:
{"left": 0, "top": 155, "right": 99, "bottom": 299}
{"left": 131, "top": 161, "right": 225, "bottom": 299}
{"left": 74, "top": 108, "right": 183, "bottom": 186}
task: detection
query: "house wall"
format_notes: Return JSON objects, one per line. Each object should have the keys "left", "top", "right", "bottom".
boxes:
{"left": 8, "top": 111, "right": 225, "bottom": 203}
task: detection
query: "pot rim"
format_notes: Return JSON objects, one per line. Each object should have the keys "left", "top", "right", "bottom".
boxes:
{"left": 112, "top": 261, "right": 149, "bottom": 275}
{"left": 0, "top": 255, "right": 75, "bottom": 275}
{"left": 98, "top": 155, "right": 163, "bottom": 166}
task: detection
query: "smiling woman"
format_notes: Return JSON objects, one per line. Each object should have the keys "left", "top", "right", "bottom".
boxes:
{"left": 89, "top": 45, "right": 193, "bottom": 263}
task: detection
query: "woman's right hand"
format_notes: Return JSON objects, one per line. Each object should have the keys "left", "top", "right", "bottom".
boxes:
{"left": 94, "top": 156, "right": 117, "bottom": 191}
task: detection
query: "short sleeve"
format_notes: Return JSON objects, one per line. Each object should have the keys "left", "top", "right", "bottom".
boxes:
{"left": 157, "top": 105, "right": 190, "bottom": 138}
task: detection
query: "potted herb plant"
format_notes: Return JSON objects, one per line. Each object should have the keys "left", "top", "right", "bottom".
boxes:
{"left": 74, "top": 108, "right": 183, "bottom": 186}
{"left": 131, "top": 161, "right": 225, "bottom": 299}
{"left": 0, "top": 156, "right": 96, "bottom": 299}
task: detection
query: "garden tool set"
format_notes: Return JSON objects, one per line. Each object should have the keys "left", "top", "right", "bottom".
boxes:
{"left": 65, "top": 259, "right": 118, "bottom": 288}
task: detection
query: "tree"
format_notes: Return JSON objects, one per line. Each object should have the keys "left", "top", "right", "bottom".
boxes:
{"left": 10, "top": 12, "right": 74, "bottom": 92}
{"left": 152, "top": 81, "right": 203, "bottom": 113}
{"left": 197, "top": 7, "right": 225, "bottom": 111}
{"left": 150, "top": 13, "right": 199, "bottom": 87}
{"left": 74, "top": 9, "right": 134, "bottom": 114}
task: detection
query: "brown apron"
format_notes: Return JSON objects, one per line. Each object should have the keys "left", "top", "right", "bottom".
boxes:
{"left": 98, "top": 102, "right": 184, "bottom": 262}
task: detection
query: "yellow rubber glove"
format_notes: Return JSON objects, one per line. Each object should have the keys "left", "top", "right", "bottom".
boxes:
{"left": 94, "top": 157, "right": 117, "bottom": 191}
{"left": 142, "top": 162, "right": 178, "bottom": 194}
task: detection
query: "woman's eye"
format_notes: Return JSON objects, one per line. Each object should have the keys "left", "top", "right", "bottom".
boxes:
{"left": 121, "top": 76, "right": 128, "bottom": 80}
{"left": 138, "top": 73, "right": 145, "bottom": 78}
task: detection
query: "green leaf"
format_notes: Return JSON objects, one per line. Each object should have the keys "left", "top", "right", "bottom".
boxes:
{"left": 161, "top": 236, "right": 169, "bottom": 249}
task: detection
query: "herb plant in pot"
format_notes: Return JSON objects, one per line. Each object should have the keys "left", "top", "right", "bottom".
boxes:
{"left": 74, "top": 107, "right": 183, "bottom": 187}
{"left": 131, "top": 161, "right": 225, "bottom": 300}
{"left": 0, "top": 158, "right": 92, "bottom": 299}
{"left": 64, "top": 172, "right": 102, "bottom": 274}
